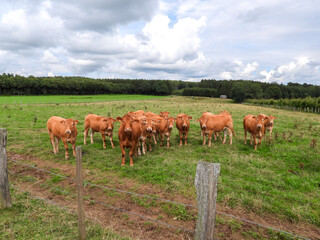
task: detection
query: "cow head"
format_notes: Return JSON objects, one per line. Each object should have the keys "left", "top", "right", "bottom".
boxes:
{"left": 177, "top": 114, "right": 192, "bottom": 130}
{"left": 268, "top": 116, "right": 277, "bottom": 126}
{"left": 103, "top": 117, "right": 117, "bottom": 132}
{"left": 60, "top": 119, "right": 79, "bottom": 134}
{"left": 119, "top": 115, "right": 139, "bottom": 134}
{"left": 196, "top": 117, "right": 207, "bottom": 130}
{"left": 160, "top": 111, "right": 170, "bottom": 118}
{"left": 167, "top": 117, "right": 175, "bottom": 130}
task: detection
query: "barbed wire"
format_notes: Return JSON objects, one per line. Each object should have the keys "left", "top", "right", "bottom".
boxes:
{"left": 8, "top": 173, "right": 195, "bottom": 234}
{"left": 9, "top": 159, "right": 315, "bottom": 240}
{"left": 216, "top": 211, "right": 311, "bottom": 240}
{"left": 10, "top": 159, "right": 196, "bottom": 208}
{"left": 219, "top": 182, "right": 318, "bottom": 208}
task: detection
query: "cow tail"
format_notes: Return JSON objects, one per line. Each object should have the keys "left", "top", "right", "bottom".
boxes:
{"left": 231, "top": 127, "right": 236, "bottom": 138}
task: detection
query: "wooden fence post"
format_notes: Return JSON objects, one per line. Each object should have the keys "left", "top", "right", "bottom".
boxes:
{"left": 0, "top": 128, "right": 12, "bottom": 209}
{"left": 195, "top": 161, "right": 220, "bottom": 240}
{"left": 76, "top": 146, "right": 86, "bottom": 240}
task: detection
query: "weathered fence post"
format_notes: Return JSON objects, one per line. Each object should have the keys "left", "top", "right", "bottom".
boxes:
{"left": 0, "top": 128, "right": 12, "bottom": 209}
{"left": 76, "top": 146, "right": 86, "bottom": 240}
{"left": 195, "top": 161, "right": 220, "bottom": 240}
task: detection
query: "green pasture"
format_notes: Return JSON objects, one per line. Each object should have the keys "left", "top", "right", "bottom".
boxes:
{"left": 0, "top": 188, "right": 129, "bottom": 240}
{"left": 0, "top": 94, "right": 166, "bottom": 104}
{"left": 1, "top": 95, "right": 319, "bottom": 229}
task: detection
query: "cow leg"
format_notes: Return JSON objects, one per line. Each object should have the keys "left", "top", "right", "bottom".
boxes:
{"left": 120, "top": 143, "right": 126, "bottom": 166}
{"left": 254, "top": 137, "right": 258, "bottom": 150}
{"left": 184, "top": 132, "right": 188, "bottom": 145}
{"left": 72, "top": 141, "right": 76, "bottom": 157}
{"left": 244, "top": 130, "right": 247, "bottom": 144}
{"left": 84, "top": 127, "right": 89, "bottom": 145}
{"left": 90, "top": 130, "right": 94, "bottom": 144}
{"left": 129, "top": 146, "right": 134, "bottom": 166}
{"left": 137, "top": 141, "right": 141, "bottom": 156}
{"left": 179, "top": 132, "right": 183, "bottom": 146}
{"left": 250, "top": 134, "right": 253, "bottom": 145}
{"left": 153, "top": 133, "right": 157, "bottom": 144}
{"left": 214, "top": 132, "right": 217, "bottom": 140}
{"left": 208, "top": 131, "right": 213, "bottom": 147}
{"left": 219, "top": 132, "right": 222, "bottom": 141}
{"left": 166, "top": 135, "right": 170, "bottom": 148}
{"left": 228, "top": 128, "right": 233, "bottom": 145}
{"left": 222, "top": 129, "right": 227, "bottom": 144}
{"left": 55, "top": 137, "right": 59, "bottom": 153}
{"left": 160, "top": 134, "right": 164, "bottom": 147}
{"left": 62, "top": 139, "right": 69, "bottom": 159}
{"left": 109, "top": 134, "right": 115, "bottom": 148}
{"left": 149, "top": 137, "right": 153, "bottom": 151}
{"left": 269, "top": 128, "right": 273, "bottom": 139}
{"left": 101, "top": 132, "right": 106, "bottom": 149}
{"left": 203, "top": 133, "right": 207, "bottom": 145}
{"left": 48, "top": 132, "right": 56, "bottom": 154}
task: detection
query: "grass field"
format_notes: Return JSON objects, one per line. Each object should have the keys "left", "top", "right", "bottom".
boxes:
{"left": 1, "top": 95, "right": 319, "bottom": 238}
{"left": 0, "top": 94, "right": 166, "bottom": 104}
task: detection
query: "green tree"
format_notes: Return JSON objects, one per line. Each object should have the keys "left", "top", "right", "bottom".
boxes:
{"left": 264, "top": 86, "right": 282, "bottom": 99}
{"left": 231, "top": 82, "right": 246, "bottom": 103}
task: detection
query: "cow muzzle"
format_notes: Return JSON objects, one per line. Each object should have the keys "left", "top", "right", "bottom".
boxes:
{"left": 107, "top": 127, "right": 113, "bottom": 131}
{"left": 201, "top": 125, "right": 206, "bottom": 130}
{"left": 65, "top": 130, "right": 71, "bottom": 134}
{"left": 146, "top": 127, "right": 153, "bottom": 132}
{"left": 125, "top": 128, "right": 132, "bottom": 133}
{"left": 168, "top": 125, "right": 173, "bottom": 129}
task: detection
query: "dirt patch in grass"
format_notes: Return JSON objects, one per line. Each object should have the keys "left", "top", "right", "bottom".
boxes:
{"left": 7, "top": 152, "right": 320, "bottom": 240}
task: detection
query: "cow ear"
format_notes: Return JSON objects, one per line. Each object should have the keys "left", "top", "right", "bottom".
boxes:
{"left": 196, "top": 119, "right": 200, "bottom": 122}
{"left": 133, "top": 119, "right": 140, "bottom": 123}
{"left": 60, "top": 120, "right": 66, "bottom": 124}
{"left": 103, "top": 118, "right": 108, "bottom": 122}
{"left": 252, "top": 116, "right": 256, "bottom": 119}
{"left": 113, "top": 118, "right": 117, "bottom": 123}
{"left": 160, "top": 111, "right": 163, "bottom": 114}
{"left": 274, "top": 116, "right": 277, "bottom": 119}
{"left": 188, "top": 116, "right": 192, "bottom": 120}
{"left": 174, "top": 118, "right": 177, "bottom": 121}
{"left": 116, "top": 117, "right": 122, "bottom": 122}
{"left": 74, "top": 120, "right": 79, "bottom": 125}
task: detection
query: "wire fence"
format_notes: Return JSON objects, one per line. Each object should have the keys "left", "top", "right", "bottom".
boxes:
{"left": 8, "top": 158, "right": 313, "bottom": 240}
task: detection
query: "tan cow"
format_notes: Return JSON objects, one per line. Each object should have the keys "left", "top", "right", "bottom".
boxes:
{"left": 176, "top": 113, "right": 192, "bottom": 146}
{"left": 47, "top": 116, "right": 79, "bottom": 159}
{"left": 258, "top": 114, "right": 277, "bottom": 139}
{"left": 117, "top": 114, "right": 142, "bottom": 166}
{"left": 197, "top": 114, "right": 235, "bottom": 146}
{"left": 84, "top": 114, "right": 117, "bottom": 149}
{"left": 156, "top": 117, "right": 176, "bottom": 147}
{"left": 243, "top": 114, "right": 269, "bottom": 150}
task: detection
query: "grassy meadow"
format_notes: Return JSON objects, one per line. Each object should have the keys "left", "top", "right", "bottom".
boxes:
{"left": 1, "top": 95, "right": 319, "bottom": 235}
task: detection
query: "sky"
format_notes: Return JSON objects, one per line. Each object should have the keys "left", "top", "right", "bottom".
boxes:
{"left": 0, "top": 0, "right": 320, "bottom": 84}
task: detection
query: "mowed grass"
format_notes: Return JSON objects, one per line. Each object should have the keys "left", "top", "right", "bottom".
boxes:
{"left": 1, "top": 95, "right": 320, "bottom": 228}
{"left": 0, "top": 188, "right": 130, "bottom": 240}
{"left": 0, "top": 94, "right": 166, "bottom": 104}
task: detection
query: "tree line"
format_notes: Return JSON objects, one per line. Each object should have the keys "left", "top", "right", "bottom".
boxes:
{"left": 1, "top": 74, "right": 320, "bottom": 102}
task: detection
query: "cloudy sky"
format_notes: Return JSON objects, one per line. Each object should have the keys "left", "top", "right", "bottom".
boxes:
{"left": 0, "top": 0, "right": 320, "bottom": 84}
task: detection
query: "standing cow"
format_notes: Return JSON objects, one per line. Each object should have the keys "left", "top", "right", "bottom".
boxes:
{"left": 84, "top": 114, "right": 117, "bottom": 149}
{"left": 258, "top": 114, "right": 277, "bottom": 139}
{"left": 243, "top": 114, "right": 268, "bottom": 150}
{"left": 176, "top": 113, "right": 192, "bottom": 146}
{"left": 117, "top": 114, "right": 142, "bottom": 166}
{"left": 47, "top": 116, "right": 79, "bottom": 159}
{"left": 156, "top": 117, "right": 176, "bottom": 147}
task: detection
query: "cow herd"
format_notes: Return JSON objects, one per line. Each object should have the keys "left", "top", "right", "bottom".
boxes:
{"left": 46, "top": 110, "right": 276, "bottom": 166}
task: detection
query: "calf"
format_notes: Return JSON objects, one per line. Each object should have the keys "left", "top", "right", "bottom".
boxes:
{"left": 176, "top": 113, "right": 192, "bottom": 146}
{"left": 243, "top": 114, "right": 268, "bottom": 150}
{"left": 117, "top": 114, "right": 141, "bottom": 166}
{"left": 156, "top": 117, "right": 176, "bottom": 147}
{"left": 47, "top": 116, "right": 79, "bottom": 159}
{"left": 84, "top": 114, "right": 116, "bottom": 149}
{"left": 134, "top": 115, "right": 155, "bottom": 155}
{"left": 197, "top": 114, "right": 235, "bottom": 146}
{"left": 258, "top": 114, "right": 277, "bottom": 139}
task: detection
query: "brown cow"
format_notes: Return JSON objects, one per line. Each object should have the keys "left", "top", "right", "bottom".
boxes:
{"left": 128, "top": 110, "right": 145, "bottom": 117}
{"left": 176, "top": 113, "right": 192, "bottom": 146}
{"left": 197, "top": 114, "right": 235, "bottom": 146}
{"left": 47, "top": 116, "right": 79, "bottom": 159}
{"left": 117, "top": 114, "right": 141, "bottom": 166}
{"left": 243, "top": 114, "right": 269, "bottom": 150}
{"left": 258, "top": 114, "right": 277, "bottom": 139}
{"left": 133, "top": 115, "right": 156, "bottom": 155}
{"left": 156, "top": 117, "right": 176, "bottom": 147}
{"left": 84, "top": 114, "right": 117, "bottom": 149}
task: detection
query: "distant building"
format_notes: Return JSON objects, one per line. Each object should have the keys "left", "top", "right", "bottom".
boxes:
{"left": 220, "top": 95, "right": 227, "bottom": 99}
